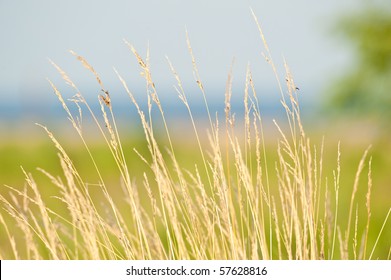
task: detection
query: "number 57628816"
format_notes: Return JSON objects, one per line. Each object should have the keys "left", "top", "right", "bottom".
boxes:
{"left": 219, "top": 266, "right": 267, "bottom": 276}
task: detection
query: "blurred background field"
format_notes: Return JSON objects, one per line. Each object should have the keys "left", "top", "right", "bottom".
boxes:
{"left": 1, "top": 105, "right": 390, "bottom": 258}
{"left": 0, "top": 0, "right": 390, "bottom": 259}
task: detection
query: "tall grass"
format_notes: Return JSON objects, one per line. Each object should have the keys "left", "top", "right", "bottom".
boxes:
{"left": 0, "top": 15, "right": 390, "bottom": 260}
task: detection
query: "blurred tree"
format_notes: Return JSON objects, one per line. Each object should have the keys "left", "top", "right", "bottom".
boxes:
{"left": 327, "top": 4, "right": 391, "bottom": 120}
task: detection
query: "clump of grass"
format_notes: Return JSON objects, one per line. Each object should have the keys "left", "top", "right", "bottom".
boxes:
{"left": 0, "top": 14, "right": 390, "bottom": 260}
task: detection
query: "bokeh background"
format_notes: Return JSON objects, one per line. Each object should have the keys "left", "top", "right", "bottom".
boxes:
{"left": 0, "top": 0, "right": 390, "bottom": 258}
{"left": 0, "top": 0, "right": 381, "bottom": 118}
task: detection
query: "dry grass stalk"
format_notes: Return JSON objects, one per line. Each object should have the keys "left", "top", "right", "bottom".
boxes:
{"left": 0, "top": 13, "right": 389, "bottom": 260}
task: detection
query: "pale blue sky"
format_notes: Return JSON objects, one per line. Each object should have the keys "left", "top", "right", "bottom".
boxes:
{"left": 0, "top": 0, "right": 374, "bottom": 111}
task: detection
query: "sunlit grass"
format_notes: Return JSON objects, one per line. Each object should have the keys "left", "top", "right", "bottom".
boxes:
{"left": 0, "top": 14, "right": 390, "bottom": 260}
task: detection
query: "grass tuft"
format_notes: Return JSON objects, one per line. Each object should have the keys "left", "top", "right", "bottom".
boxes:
{"left": 0, "top": 15, "right": 389, "bottom": 260}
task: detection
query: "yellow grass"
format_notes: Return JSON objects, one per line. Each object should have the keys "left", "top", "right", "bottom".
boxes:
{"left": 0, "top": 14, "right": 389, "bottom": 260}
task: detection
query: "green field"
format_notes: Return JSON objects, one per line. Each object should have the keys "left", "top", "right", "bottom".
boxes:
{"left": 1, "top": 115, "right": 390, "bottom": 259}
